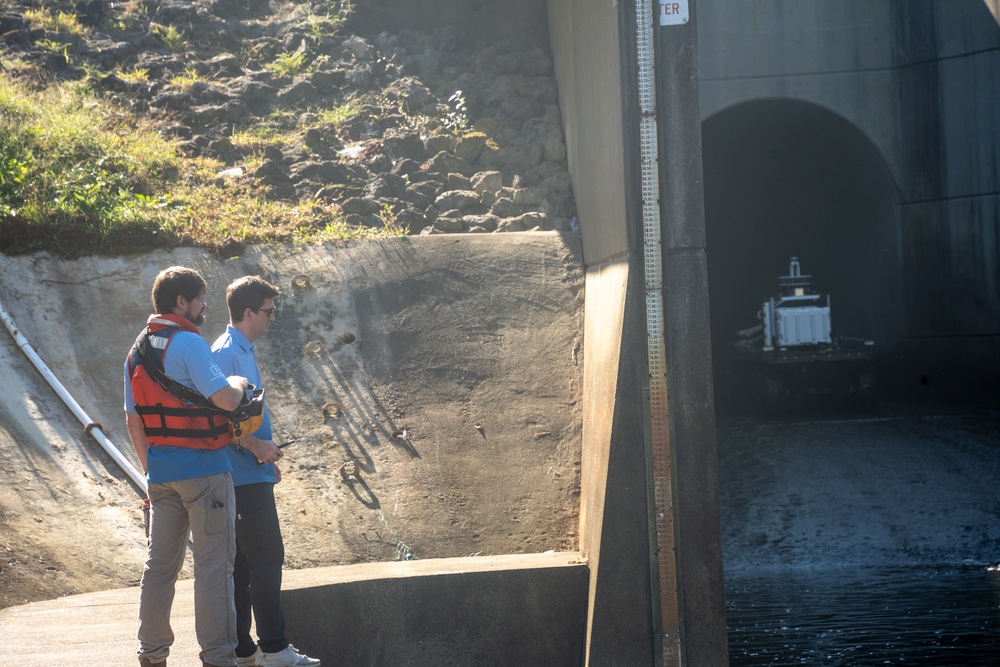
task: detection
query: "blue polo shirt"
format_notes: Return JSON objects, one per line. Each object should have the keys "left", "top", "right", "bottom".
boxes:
{"left": 124, "top": 328, "right": 233, "bottom": 484}
{"left": 211, "top": 325, "right": 276, "bottom": 487}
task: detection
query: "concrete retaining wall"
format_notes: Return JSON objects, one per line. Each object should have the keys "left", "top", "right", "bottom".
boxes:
{"left": 698, "top": 0, "right": 1000, "bottom": 389}
{"left": 281, "top": 554, "right": 589, "bottom": 667}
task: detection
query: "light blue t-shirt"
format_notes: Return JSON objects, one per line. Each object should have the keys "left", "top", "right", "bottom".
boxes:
{"left": 124, "top": 326, "right": 234, "bottom": 484}
{"left": 211, "top": 325, "right": 276, "bottom": 487}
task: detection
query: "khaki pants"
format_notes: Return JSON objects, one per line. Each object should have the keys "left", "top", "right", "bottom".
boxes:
{"left": 138, "top": 472, "right": 237, "bottom": 666}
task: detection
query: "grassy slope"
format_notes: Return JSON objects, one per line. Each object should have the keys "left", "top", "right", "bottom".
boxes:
{"left": 0, "top": 0, "right": 403, "bottom": 257}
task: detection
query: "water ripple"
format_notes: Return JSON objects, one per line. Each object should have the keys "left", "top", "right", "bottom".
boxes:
{"left": 726, "top": 566, "right": 1000, "bottom": 666}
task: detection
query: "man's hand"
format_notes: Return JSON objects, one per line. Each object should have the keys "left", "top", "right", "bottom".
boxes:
{"left": 210, "top": 375, "right": 250, "bottom": 413}
{"left": 238, "top": 433, "right": 283, "bottom": 464}
{"left": 229, "top": 375, "right": 249, "bottom": 392}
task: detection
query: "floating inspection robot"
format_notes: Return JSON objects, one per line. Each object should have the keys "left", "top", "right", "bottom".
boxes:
{"left": 729, "top": 257, "right": 876, "bottom": 412}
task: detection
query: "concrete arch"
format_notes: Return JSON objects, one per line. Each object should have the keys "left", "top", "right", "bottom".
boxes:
{"left": 702, "top": 98, "right": 903, "bottom": 404}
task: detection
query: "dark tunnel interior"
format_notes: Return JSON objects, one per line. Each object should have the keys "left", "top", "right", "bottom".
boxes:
{"left": 702, "top": 99, "right": 902, "bottom": 413}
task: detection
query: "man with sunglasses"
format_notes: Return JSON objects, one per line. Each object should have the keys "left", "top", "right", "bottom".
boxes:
{"left": 212, "top": 276, "right": 320, "bottom": 667}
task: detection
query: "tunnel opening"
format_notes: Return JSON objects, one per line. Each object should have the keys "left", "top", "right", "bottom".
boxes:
{"left": 702, "top": 99, "right": 902, "bottom": 414}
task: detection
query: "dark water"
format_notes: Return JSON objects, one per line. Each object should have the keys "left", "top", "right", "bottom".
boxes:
{"left": 726, "top": 566, "right": 1000, "bottom": 666}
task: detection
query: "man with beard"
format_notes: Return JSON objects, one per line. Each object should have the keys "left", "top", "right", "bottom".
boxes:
{"left": 124, "top": 266, "right": 262, "bottom": 667}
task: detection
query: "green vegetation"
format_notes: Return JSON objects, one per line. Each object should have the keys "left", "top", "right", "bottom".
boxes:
{"left": 444, "top": 90, "right": 470, "bottom": 130}
{"left": 230, "top": 108, "right": 302, "bottom": 156}
{"left": 118, "top": 67, "right": 150, "bottom": 84}
{"left": 103, "top": 0, "right": 149, "bottom": 33}
{"left": 0, "top": 75, "right": 406, "bottom": 257}
{"left": 316, "top": 95, "right": 364, "bottom": 128}
{"left": 0, "top": 0, "right": 408, "bottom": 258}
{"left": 152, "top": 24, "right": 186, "bottom": 52}
{"left": 264, "top": 1, "right": 353, "bottom": 76}
{"left": 24, "top": 6, "right": 89, "bottom": 39}
{"left": 266, "top": 51, "right": 310, "bottom": 78}
{"left": 304, "top": 5, "right": 351, "bottom": 40}
{"left": 168, "top": 68, "right": 207, "bottom": 93}
{"left": 35, "top": 38, "right": 72, "bottom": 59}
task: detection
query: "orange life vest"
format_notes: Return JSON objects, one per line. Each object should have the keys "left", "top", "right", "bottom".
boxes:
{"left": 127, "top": 314, "right": 231, "bottom": 450}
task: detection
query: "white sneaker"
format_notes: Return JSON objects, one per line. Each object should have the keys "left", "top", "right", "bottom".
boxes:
{"left": 235, "top": 647, "right": 261, "bottom": 666}
{"left": 257, "top": 645, "right": 320, "bottom": 666}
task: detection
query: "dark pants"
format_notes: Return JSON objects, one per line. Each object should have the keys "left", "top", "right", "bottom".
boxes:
{"left": 234, "top": 482, "right": 289, "bottom": 657}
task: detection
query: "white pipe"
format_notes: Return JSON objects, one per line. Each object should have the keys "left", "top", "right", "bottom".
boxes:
{"left": 0, "top": 297, "right": 148, "bottom": 496}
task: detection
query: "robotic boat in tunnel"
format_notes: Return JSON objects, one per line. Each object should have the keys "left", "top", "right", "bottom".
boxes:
{"left": 726, "top": 257, "right": 876, "bottom": 412}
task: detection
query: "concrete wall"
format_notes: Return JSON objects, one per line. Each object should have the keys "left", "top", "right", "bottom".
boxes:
{"left": 698, "top": 2, "right": 905, "bottom": 365}
{"left": 550, "top": 1, "right": 728, "bottom": 665}
{"left": 699, "top": 2, "right": 901, "bottom": 185}
{"left": 897, "top": 2, "right": 1000, "bottom": 347}
{"left": 549, "top": 2, "right": 657, "bottom": 664}
{"left": 698, "top": 0, "right": 1000, "bottom": 390}
{"left": 281, "top": 554, "right": 589, "bottom": 667}
{"left": 548, "top": 0, "right": 631, "bottom": 261}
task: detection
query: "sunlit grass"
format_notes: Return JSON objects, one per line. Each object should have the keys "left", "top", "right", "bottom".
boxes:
{"left": 118, "top": 67, "right": 150, "bottom": 84}
{"left": 229, "top": 125, "right": 289, "bottom": 157}
{"left": 265, "top": 51, "right": 309, "bottom": 77}
{"left": 0, "top": 74, "right": 405, "bottom": 256}
{"left": 152, "top": 23, "right": 186, "bottom": 52}
{"left": 35, "top": 38, "right": 71, "bottom": 57}
{"left": 24, "top": 7, "right": 88, "bottom": 38}
{"left": 304, "top": 7, "right": 349, "bottom": 40}
{"left": 103, "top": 0, "right": 148, "bottom": 32}
{"left": 169, "top": 68, "right": 206, "bottom": 92}
{"left": 230, "top": 108, "right": 301, "bottom": 155}
{"left": 317, "top": 95, "right": 363, "bottom": 128}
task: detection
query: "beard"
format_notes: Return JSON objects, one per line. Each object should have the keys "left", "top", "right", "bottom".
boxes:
{"left": 184, "top": 306, "right": 206, "bottom": 326}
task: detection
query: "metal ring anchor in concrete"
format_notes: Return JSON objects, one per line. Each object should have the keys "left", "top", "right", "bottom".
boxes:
{"left": 304, "top": 340, "right": 326, "bottom": 356}
{"left": 339, "top": 459, "right": 360, "bottom": 481}
{"left": 322, "top": 401, "right": 343, "bottom": 420}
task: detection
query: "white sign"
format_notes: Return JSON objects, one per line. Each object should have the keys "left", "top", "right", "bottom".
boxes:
{"left": 659, "top": 0, "right": 689, "bottom": 26}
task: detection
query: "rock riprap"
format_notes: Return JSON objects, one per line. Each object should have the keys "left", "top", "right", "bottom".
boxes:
{"left": 0, "top": 0, "right": 576, "bottom": 237}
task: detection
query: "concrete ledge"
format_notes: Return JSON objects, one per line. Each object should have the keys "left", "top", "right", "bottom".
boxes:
{"left": 282, "top": 552, "right": 589, "bottom": 667}
{"left": 0, "top": 552, "right": 589, "bottom": 666}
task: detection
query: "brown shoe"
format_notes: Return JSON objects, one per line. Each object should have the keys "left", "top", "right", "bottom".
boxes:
{"left": 139, "top": 659, "right": 164, "bottom": 667}
{"left": 201, "top": 662, "right": 236, "bottom": 667}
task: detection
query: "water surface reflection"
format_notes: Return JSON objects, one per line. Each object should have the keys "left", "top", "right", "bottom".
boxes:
{"left": 726, "top": 566, "right": 1000, "bottom": 666}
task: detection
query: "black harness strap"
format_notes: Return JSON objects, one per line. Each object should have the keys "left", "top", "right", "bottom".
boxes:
{"left": 135, "top": 330, "right": 218, "bottom": 409}
{"left": 129, "top": 325, "right": 232, "bottom": 442}
{"left": 135, "top": 406, "right": 231, "bottom": 438}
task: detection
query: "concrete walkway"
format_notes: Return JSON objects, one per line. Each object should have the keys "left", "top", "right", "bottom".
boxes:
{"left": 0, "top": 577, "right": 201, "bottom": 665}
{"left": 0, "top": 552, "right": 589, "bottom": 666}
{"left": 0, "top": 564, "right": 431, "bottom": 665}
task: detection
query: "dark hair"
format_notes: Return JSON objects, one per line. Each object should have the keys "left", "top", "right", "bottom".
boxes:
{"left": 151, "top": 266, "right": 207, "bottom": 314}
{"left": 226, "top": 275, "right": 281, "bottom": 322}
